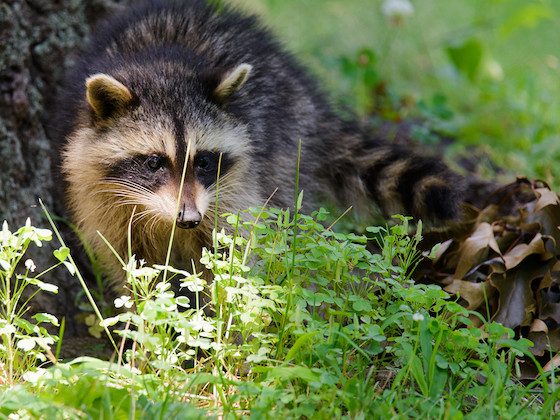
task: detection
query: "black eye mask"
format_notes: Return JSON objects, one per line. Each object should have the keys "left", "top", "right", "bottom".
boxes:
{"left": 193, "top": 151, "right": 234, "bottom": 188}
{"left": 106, "top": 154, "right": 171, "bottom": 190}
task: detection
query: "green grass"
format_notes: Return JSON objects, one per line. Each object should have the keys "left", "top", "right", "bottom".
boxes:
{"left": 1, "top": 209, "right": 559, "bottom": 417}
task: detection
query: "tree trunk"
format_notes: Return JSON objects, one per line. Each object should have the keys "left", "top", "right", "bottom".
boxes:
{"left": 0, "top": 0, "right": 130, "bottom": 335}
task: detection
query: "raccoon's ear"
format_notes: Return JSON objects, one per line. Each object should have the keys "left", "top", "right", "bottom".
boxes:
{"left": 213, "top": 63, "right": 252, "bottom": 101}
{"left": 85, "top": 73, "right": 135, "bottom": 121}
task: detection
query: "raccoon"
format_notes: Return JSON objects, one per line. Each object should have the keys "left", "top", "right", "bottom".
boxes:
{"left": 56, "top": 0, "right": 463, "bottom": 287}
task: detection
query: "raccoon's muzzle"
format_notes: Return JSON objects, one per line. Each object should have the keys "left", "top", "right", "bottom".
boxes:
{"left": 176, "top": 205, "right": 201, "bottom": 229}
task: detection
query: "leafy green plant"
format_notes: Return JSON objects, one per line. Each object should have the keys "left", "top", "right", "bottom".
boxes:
{"left": 0, "top": 219, "right": 62, "bottom": 385}
{"left": 0, "top": 358, "right": 204, "bottom": 419}
{"left": 2, "top": 205, "right": 559, "bottom": 417}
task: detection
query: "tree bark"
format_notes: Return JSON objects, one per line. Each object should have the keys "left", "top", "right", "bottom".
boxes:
{"left": 0, "top": 0, "right": 130, "bottom": 335}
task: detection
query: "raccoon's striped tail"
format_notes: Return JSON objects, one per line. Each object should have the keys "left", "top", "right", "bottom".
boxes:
{"left": 337, "top": 137, "right": 465, "bottom": 223}
{"left": 361, "top": 142, "right": 463, "bottom": 222}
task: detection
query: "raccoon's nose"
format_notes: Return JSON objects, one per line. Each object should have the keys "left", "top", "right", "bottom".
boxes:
{"left": 176, "top": 206, "right": 201, "bottom": 229}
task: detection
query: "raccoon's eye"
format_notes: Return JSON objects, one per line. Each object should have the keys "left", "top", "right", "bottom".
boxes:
{"left": 145, "top": 155, "right": 165, "bottom": 171}
{"left": 194, "top": 151, "right": 234, "bottom": 188}
{"left": 196, "top": 155, "right": 211, "bottom": 171}
{"left": 194, "top": 152, "right": 216, "bottom": 173}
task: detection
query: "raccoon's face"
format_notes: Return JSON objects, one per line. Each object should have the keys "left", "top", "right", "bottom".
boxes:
{"left": 63, "top": 64, "right": 255, "bottom": 232}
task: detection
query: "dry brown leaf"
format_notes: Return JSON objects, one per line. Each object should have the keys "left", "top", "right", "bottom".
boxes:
{"left": 418, "top": 178, "right": 560, "bottom": 361}
{"left": 535, "top": 188, "right": 560, "bottom": 212}
{"left": 537, "top": 270, "right": 556, "bottom": 291}
{"left": 543, "top": 353, "right": 560, "bottom": 372}
{"left": 502, "top": 233, "right": 546, "bottom": 270}
{"left": 527, "top": 203, "right": 560, "bottom": 246}
{"left": 425, "top": 239, "right": 453, "bottom": 264}
{"left": 527, "top": 331, "right": 549, "bottom": 357}
{"left": 537, "top": 288, "right": 560, "bottom": 325}
{"left": 529, "top": 318, "right": 548, "bottom": 333}
{"left": 445, "top": 279, "right": 489, "bottom": 310}
{"left": 490, "top": 261, "right": 548, "bottom": 329}
{"left": 454, "top": 222, "right": 501, "bottom": 279}
{"left": 527, "top": 320, "right": 560, "bottom": 358}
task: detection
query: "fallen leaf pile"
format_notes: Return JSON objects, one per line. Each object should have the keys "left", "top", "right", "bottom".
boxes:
{"left": 418, "top": 178, "right": 560, "bottom": 364}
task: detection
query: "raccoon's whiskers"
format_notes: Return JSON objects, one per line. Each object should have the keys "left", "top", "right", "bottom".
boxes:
{"left": 208, "top": 172, "right": 237, "bottom": 191}
{"left": 98, "top": 181, "right": 157, "bottom": 201}
{"left": 146, "top": 213, "right": 164, "bottom": 245}
{"left": 103, "top": 178, "right": 154, "bottom": 194}
{"left": 133, "top": 209, "right": 155, "bottom": 225}
{"left": 206, "top": 182, "right": 242, "bottom": 200}
{"left": 96, "top": 186, "right": 156, "bottom": 201}
{"left": 77, "top": 187, "right": 155, "bottom": 229}
{"left": 142, "top": 214, "right": 157, "bottom": 243}
{"left": 96, "top": 189, "right": 147, "bottom": 199}
{"left": 75, "top": 195, "right": 122, "bottom": 227}
{"left": 92, "top": 181, "right": 164, "bottom": 222}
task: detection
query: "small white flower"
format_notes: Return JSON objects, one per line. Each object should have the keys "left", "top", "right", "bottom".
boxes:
{"left": 0, "top": 323, "right": 16, "bottom": 335}
{"left": 34, "top": 336, "right": 54, "bottom": 350}
{"left": 24, "top": 259, "right": 36, "bottom": 273}
{"left": 155, "top": 281, "right": 171, "bottom": 293}
{"left": 180, "top": 277, "right": 205, "bottom": 292}
{"left": 382, "top": 0, "right": 414, "bottom": 25}
{"left": 17, "top": 338, "right": 36, "bottom": 351}
{"left": 100, "top": 315, "right": 120, "bottom": 327}
{"left": 114, "top": 295, "right": 133, "bottom": 309}
{"left": 22, "top": 368, "right": 49, "bottom": 384}
{"left": 412, "top": 312, "right": 425, "bottom": 322}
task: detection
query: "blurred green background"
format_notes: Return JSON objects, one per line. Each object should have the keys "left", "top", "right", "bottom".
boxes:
{"left": 234, "top": 0, "right": 560, "bottom": 187}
